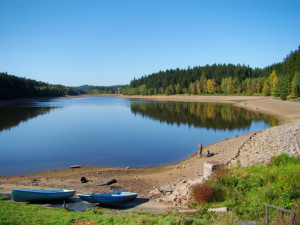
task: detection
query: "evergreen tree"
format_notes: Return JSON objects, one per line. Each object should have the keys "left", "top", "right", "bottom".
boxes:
{"left": 291, "top": 72, "right": 300, "bottom": 97}
{"left": 279, "top": 76, "right": 289, "bottom": 100}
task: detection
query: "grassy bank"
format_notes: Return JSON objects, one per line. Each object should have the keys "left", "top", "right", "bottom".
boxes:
{"left": 191, "top": 153, "right": 300, "bottom": 224}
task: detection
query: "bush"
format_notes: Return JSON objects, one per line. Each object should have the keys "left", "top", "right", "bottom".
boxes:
{"left": 270, "top": 153, "right": 299, "bottom": 166}
{"left": 192, "top": 183, "right": 218, "bottom": 205}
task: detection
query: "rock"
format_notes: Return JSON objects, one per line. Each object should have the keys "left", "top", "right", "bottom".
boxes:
{"left": 208, "top": 207, "right": 228, "bottom": 213}
{"left": 179, "top": 209, "right": 199, "bottom": 213}
{"left": 148, "top": 188, "right": 161, "bottom": 198}
{"left": 203, "top": 161, "right": 224, "bottom": 177}
{"left": 158, "top": 184, "right": 173, "bottom": 193}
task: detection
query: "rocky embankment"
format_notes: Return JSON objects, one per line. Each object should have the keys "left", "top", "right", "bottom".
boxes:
{"left": 231, "top": 122, "right": 300, "bottom": 166}
{"left": 152, "top": 122, "right": 300, "bottom": 209}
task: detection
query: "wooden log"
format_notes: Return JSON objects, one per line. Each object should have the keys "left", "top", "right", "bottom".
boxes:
{"left": 84, "top": 179, "right": 117, "bottom": 187}
{"left": 99, "top": 179, "right": 117, "bottom": 186}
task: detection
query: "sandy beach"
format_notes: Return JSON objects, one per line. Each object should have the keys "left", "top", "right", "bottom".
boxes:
{"left": 1, "top": 95, "right": 300, "bottom": 211}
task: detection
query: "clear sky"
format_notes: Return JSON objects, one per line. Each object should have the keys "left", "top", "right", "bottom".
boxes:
{"left": 0, "top": 0, "right": 299, "bottom": 87}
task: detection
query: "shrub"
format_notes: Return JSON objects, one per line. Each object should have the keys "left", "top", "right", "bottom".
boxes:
{"left": 270, "top": 153, "right": 299, "bottom": 166}
{"left": 192, "top": 183, "right": 218, "bottom": 205}
{"left": 212, "top": 167, "right": 239, "bottom": 187}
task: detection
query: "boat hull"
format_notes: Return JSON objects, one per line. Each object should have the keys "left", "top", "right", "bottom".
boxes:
{"left": 12, "top": 189, "right": 75, "bottom": 202}
{"left": 78, "top": 192, "right": 138, "bottom": 205}
{"left": 77, "top": 194, "right": 99, "bottom": 203}
{"left": 91, "top": 192, "right": 138, "bottom": 205}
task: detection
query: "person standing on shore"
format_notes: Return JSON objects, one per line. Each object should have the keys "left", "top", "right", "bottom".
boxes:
{"left": 197, "top": 144, "right": 203, "bottom": 158}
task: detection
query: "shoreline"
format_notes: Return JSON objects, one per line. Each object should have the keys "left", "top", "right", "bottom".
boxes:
{"left": 1, "top": 95, "right": 300, "bottom": 210}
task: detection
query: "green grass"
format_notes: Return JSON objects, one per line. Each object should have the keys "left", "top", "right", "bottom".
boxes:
{"left": 288, "top": 96, "right": 300, "bottom": 102}
{"left": 191, "top": 153, "right": 300, "bottom": 224}
{"left": 0, "top": 199, "right": 203, "bottom": 225}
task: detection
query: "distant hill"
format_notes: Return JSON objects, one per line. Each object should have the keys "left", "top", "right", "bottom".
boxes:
{"left": 74, "top": 84, "right": 125, "bottom": 92}
{"left": 0, "top": 73, "right": 84, "bottom": 100}
{"left": 74, "top": 85, "right": 96, "bottom": 91}
{"left": 78, "top": 85, "right": 126, "bottom": 95}
{"left": 0, "top": 72, "right": 127, "bottom": 100}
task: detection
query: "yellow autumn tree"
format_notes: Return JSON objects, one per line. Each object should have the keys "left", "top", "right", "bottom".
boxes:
{"left": 270, "top": 70, "right": 279, "bottom": 96}
{"left": 207, "top": 79, "right": 217, "bottom": 94}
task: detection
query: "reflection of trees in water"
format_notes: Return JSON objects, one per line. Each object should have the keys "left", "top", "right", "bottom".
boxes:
{"left": 131, "top": 102, "right": 278, "bottom": 130}
{"left": 0, "top": 107, "right": 54, "bottom": 132}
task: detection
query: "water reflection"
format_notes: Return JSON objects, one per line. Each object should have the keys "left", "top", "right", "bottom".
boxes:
{"left": 130, "top": 102, "right": 278, "bottom": 130}
{"left": 0, "top": 106, "right": 55, "bottom": 132}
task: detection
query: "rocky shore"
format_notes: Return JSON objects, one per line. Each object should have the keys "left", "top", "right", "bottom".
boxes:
{"left": 232, "top": 122, "right": 300, "bottom": 167}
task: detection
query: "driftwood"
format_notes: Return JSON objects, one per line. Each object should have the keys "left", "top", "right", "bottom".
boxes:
{"left": 84, "top": 179, "right": 117, "bottom": 187}
{"left": 99, "top": 179, "right": 117, "bottom": 186}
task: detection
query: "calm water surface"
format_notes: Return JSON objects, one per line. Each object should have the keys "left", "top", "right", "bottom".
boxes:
{"left": 0, "top": 96, "right": 277, "bottom": 176}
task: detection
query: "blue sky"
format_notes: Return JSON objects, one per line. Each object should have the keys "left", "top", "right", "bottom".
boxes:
{"left": 0, "top": 0, "right": 299, "bottom": 86}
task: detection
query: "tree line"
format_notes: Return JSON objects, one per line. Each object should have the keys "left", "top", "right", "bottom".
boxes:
{"left": 0, "top": 73, "right": 84, "bottom": 100}
{"left": 86, "top": 85, "right": 123, "bottom": 95}
{"left": 1, "top": 46, "right": 299, "bottom": 100}
{"left": 122, "top": 46, "right": 300, "bottom": 100}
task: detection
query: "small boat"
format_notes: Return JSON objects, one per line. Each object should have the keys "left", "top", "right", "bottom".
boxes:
{"left": 78, "top": 192, "right": 138, "bottom": 205}
{"left": 12, "top": 189, "right": 75, "bottom": 202}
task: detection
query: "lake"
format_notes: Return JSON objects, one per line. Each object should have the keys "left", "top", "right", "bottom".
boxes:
{"left": 0, "top": 96, "right": 277, "bottom": 176}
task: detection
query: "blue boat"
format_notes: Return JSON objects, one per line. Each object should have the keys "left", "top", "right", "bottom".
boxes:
{"left": 12, "top": 189, "right": 75, "bottom": 202}
{"left": 78, "top": 192, "right": 138, "bottom": 205}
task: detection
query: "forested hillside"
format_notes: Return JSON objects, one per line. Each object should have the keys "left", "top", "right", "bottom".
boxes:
{"left": 1, "top": 46, "right": 299, "bottom": 100}
{"left": 85, "top": 85, "right": 124, "bottom": 95}
{"left": 0, "top": 73, "right": 84, "bottom": 100}
{"left": 122, "top": 46, "right": 300, "bottom": 100}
